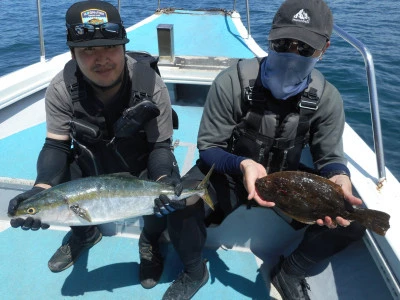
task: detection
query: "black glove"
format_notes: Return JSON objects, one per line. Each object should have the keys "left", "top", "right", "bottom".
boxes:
{"left": 8, "top": 187, "right": 50, "bottom": 230}
{"left": 154, "top": 176, "right": 185, "bottom": 217}
{"left": 114, "top": 100, "right": 160, "bottom": 138}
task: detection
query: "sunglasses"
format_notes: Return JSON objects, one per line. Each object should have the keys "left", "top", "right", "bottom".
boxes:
{"left": 269, "top": 39, "right": 317, "bottom": 57}
{"left": 67, "top": 22, "right": 124, "bottom": 41}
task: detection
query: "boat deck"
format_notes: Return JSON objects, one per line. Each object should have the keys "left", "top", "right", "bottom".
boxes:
{"left": 0, "top": 191, "right": 392, "bottom": 300}
{"left": 0, "top": 214, "right": 392, "bottom": 299}
{"left": 126, "top": 9, "right": 265, "bottom": 85}
{"left": 127, "top": 9, "right": 260, "bottom": 58}
{"left": 0, "top": 7, "right": 397, "bottom": 300}
{"left": 0, "top": 115, "right": 392, "bottom": 300}
{"left": 1, "top": 227, "right": 269, "bottom": 299}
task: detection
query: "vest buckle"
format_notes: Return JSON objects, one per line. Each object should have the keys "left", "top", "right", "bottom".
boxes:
{"left": 245, "top": 86, "right": 253, "bottom": 101}
{"left": 299, "top": 88, "right": 319, "bottom": 110}
{"left": 299, "top": 100, "right": 319, "bottom": 110}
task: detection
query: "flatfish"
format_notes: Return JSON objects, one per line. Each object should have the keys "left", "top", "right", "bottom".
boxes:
{"left": 255, "top": 171, "right": 390, "bottom": 236}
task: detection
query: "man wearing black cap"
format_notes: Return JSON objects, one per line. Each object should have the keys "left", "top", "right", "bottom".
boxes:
{"left": 7, "top": 0, "right": 187, "bottom": 293}
{"left": 162, "top": 0, "right": 366, "bottom": 299}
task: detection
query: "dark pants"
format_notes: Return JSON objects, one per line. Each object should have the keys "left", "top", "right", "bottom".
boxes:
{"left": 167, "top": 160, "right": 366, "bottom": 269}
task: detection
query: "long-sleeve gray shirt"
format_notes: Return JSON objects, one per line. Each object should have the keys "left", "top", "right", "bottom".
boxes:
{"left": 197, "top": 60, "right": 347, "bottom": 172}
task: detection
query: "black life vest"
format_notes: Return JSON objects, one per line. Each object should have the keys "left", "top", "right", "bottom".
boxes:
{"left": 228, "top": 57, "right": 325, "bottom": 173}
{"left": 63, "top": 51, "right": 170, "bottom": 176}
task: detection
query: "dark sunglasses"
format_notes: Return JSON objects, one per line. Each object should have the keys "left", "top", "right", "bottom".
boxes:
{"left": 269, "top": 39, "right": 317, "bottom": 57}
{"left": 67, "top": 22, "right": 124, "bottom": 41}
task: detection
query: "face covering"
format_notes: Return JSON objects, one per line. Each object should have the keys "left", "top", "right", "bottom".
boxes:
{"left": 261, "top": 51, "right": 320, "bottom": 100}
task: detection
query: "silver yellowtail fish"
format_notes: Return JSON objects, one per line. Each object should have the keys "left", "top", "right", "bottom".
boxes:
{"left": 11, "top": 167, "right": 214, "bottom": 226}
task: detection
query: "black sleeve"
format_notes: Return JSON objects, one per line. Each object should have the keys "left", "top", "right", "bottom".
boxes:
{"left": 147, "top": 139, "right": 180, "bottom": 182}
{"left": 34, "top": 138, "right": 72, "bottom": 186}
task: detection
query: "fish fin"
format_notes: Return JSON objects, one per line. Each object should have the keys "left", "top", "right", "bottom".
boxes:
{"left": 351, "top": 208, "right": 390, "bottom": 236}
{"left": 196, "top": 164, "right": 215, "bottom": 210}
{"left": 202, "top": 187, "right": 215, "bottom": 211}
{"left": 70, "top": 204, "right": 92, "bottom": 223}
{"left": 196, "top": 164, "right": 214, "bottom": 190}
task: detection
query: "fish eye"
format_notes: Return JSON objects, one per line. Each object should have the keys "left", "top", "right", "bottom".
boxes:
{"left": 27, "top": 207, "right": 37, "bottom": 215}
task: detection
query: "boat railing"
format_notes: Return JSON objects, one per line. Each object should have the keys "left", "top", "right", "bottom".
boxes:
{"left": 333, "top": 25, "right": 386, "bottom": 183}
{"left": 33, "top": 0, "right": 386, "bottom": 184}
{"left": 36, "top": 0, "right": 45, "bottom": 62}
{"left": 232, "top": 0, "right": 251, "bottom": 37}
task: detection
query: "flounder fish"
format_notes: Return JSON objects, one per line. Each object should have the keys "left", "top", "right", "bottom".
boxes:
{"left": 255, "top": 171, "right": 390, "bottom": 236}
{"left": 10, "top": 167, "right": 214, "bottom": 227}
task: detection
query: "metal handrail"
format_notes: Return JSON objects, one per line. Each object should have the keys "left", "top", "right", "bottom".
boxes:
{"left": 245, "top": 0, "right": 251, "bottom": 38}
{"left": 36, "top": 0, "right": 45, "bottom": 62}
{"left": 334, "top": 25, "right": 386, "bottom": 183}
{"left": 233, "top": 0, "right": 251, "bottom": 38}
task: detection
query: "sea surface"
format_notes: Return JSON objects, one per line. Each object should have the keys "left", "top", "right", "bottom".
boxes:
{"left": 0, "top": 0, "right": 399, "bottom": 179}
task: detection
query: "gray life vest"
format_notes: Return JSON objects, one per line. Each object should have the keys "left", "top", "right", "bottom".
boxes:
{"left": 229, "top": 57, "right": 325, "bottom": 173}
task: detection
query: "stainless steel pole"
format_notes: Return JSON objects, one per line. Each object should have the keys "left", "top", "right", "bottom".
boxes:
{"left": 36, "top": 0, "right": 45, "bottom": 62}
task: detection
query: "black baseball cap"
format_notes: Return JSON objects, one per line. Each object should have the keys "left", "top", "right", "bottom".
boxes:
{"left": 268, "top": 0, "right": 333, "bottom": 50}
{"left": 66, "top": 0, "right": 129, "bottom": 47}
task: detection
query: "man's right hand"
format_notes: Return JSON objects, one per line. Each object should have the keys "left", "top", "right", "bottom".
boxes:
{"left": 8, "top": 187, "right": 50, "bottom": 230}
{"left": 240, "top": 159, "right": 275, "bottom": 208}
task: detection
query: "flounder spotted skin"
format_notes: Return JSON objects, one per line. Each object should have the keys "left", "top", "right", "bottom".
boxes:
{"left": 255, "top": 171, "right": 390, "bottom": 236}
{"left": 255, "top": 171, "right": 349, "bottom": 224}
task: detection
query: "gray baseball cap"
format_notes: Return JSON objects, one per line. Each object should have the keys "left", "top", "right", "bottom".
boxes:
{"left": 268, "top": 0, "right": 333, "bottom": 50}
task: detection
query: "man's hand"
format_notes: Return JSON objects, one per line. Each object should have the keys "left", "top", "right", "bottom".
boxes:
{"left": 153, "top": 175, "right": 185, "bottom": 217}
{"left": 8, "top": 186, "right": 50, "bottom": 230}
{"left": 316, "top": 174, "right": 363, "bottom": 228}
{"left": 240, "top": 159, "right": 275, "bottom": 208}
{"left": 156, "top": 175, "right": 183, "bottom": 196}
{"left": 154, "top": 194, "right": 187, "bottom": 217}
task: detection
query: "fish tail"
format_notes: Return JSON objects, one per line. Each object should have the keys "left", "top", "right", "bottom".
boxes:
{"left": 352, "top": 208, "right": 390, "bottom": 236}
{"left": 196, "top": 164, "right": 215, "bottom": 210}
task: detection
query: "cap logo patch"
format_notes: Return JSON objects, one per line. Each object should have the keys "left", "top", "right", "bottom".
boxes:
{"left": 81, "top": 9, "right": 108, "bottom": 25}
{"left": 292, "top": 9, "right": 310, "bottom": 24}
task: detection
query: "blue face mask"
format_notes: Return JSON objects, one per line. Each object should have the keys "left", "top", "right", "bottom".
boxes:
{"left": 261, "top": 51, "right": 319, "bottom": 100}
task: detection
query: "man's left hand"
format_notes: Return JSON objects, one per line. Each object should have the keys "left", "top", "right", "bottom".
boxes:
{"left": 154, "top": 194, "right": 186, "bottom": 217}
{"left": 154, "top": 176, "right": 185, "bottom": 217}
{"left": 316, "top": 174, "right": 363, "bottom": 228}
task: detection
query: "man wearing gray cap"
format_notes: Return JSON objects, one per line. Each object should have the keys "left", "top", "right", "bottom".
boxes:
{"left": 162, "top": 0, "right": 366, "bottom": 299}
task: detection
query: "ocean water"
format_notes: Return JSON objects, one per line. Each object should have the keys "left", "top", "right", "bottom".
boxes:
{"left": 0, "top": 0, "right": 399, "bottom": 180}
